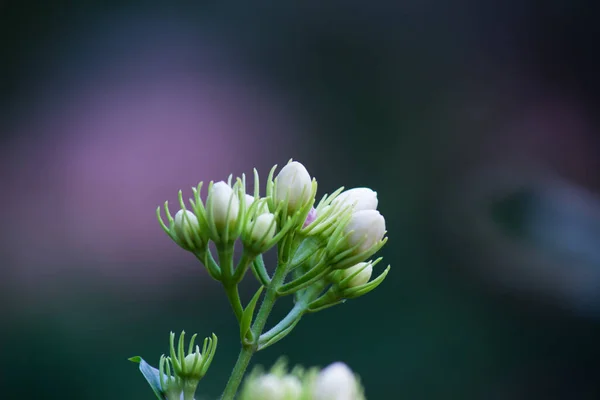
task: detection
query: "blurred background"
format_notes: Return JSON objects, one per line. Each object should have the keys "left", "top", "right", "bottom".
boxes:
{"left": 1, "top": 1, "right": 600, "bottom": 399}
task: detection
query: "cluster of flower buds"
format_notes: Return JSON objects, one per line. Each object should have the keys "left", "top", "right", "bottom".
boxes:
{"left": 276, "top": 185, "right": 390, "bottom": 309}
{"left": 239, "top": 359, "right": 365, "bottom": 400}
{"left": 157, "top": 161, "right": 318, "bottom": 282}
{"left": 158, "top": 160, "right": 388, "bottom": 295}
{"left": 156, "top": 159, "right": 388, "bottom": 343}
{"left": 129, "top": 331, "right": 218, "bottom": 400}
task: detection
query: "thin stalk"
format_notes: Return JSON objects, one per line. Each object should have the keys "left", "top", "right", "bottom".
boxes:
{"left": 258, "top": 300, "right": 305, "bottom": 345}
{"left": 219, "top": 245, "right": 244, "bottom": 322}
{"left": 224, "top": 284, "right": 244, "bottom": 322}
{"left": 259, "top": 282, "right": 323, "bottom": 347}
{"left": 183, "top": 386, "right": 196, "bottom": 400}
{"left": 220, "top": 257, "right": 289, "bottom": 399}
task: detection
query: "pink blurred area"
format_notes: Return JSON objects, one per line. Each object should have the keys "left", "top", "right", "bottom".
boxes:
{"left": 0, "top": 15, "right": 308, "bottom": 288}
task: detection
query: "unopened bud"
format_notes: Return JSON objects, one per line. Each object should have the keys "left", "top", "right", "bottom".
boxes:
{"left": 332, "top": 188, "right": 378, "bottom": 212}
{"left": 208, "top": 181, "right": 240, "bottom": 232}
{"left": 312, "top": 362, "right": 358, "bottom": 400}
{"left": 248, "top": 213, "right": 277, "bottom": 249}
{"left": 274, "top": 161, "right": 313, "bottom": 215}
{"left": 344, "top": 210, "right": 386, "bottom": 254}
{"left": 174, "top": 210, "right": 203, "bottom": 249}
{"left": 281, "top": 375, "right": 303, "bottom": 400}
{"left": 251, "top": 374, "right": 285, "bottom": 400}
{"left": 182, "top": 346, "right": 203, "bottom": 379}
{"left": 340, "top": 262, "right": 373, "bottom": 288}
{"left": 303, "top": 207, "right": 317, "bottom": 228}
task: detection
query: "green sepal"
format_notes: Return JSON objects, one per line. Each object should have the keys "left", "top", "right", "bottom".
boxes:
{"left": 343, "top": 265, "right": 390, "bottom": 298}
{"left": 307, "top": 298, "right": 346, "bottom": 313}
{"left": 277, "top": 258, "right": 330, "bottom": 296}
{"left": 288, "top": 237, "right": 324, "bottom": 271}
{"left": 330, "top": 237, "right": 388, "bottom": 270}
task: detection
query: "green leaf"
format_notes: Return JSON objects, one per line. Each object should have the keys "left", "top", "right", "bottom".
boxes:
{"left": 129, "top": 356, "right": 166, "bottom": 400}
{"left": 240, "top": 286, "right": 264, "bottom": 342}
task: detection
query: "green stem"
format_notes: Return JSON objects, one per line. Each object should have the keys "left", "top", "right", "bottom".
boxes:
{"left": 233, "top": 251, "right": 255, "bottom": 283}
{"left": 258, "top": 300, "right": 306, "bottom": 345}
{"left": 220, "top": 344, "right": 254, "bottom": 400}
{"left": 258, "top": 282, "right": 324, "bottom": 347}
{"left": 195, "top": 250, "right": 221, "bottom": 281}
{"left": 183, "top": 386, "right": 196, "bottom": 400}
{"left": 219, "top": 245, "right": 244, "bottom": 323}
{"left": 220, "top": 257, "right": 289, "bottom": 400}
{"left": 224, "top": 284, "right": 244, "bottom": 322}
{"left": 251, "top": 254, "right": 271, "bottom": 286}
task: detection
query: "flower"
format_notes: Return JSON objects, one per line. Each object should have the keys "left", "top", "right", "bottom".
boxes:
{"left": 250, "top": 374, "right": 285, "bottom": 400}
{"left": 173, "top": 209, "right": 203, "bottom": 249}
{"left": 303, "top": 207, "right": 317, "bottom": 228}
{"left": 207, "top": 181, "right": 240, "bottom": 232}
{"left": 169, "top": 331, "right": 218, "bottom": 383}
{"left": 312, "top": 362, "right": 358, "bottom": 400}
{"left": 182, "top": 346, "right": 203, "bottom": 378}
{"left": 274, "top": 161, "right": 313, "bottom": 215}
{"left": 332, "top": 188, "right": 378, "bottom": 212}
{"left": 339, "top": 262, "right": 373, "bottom": 288}
{"left": 244, "top": 194, "right": 256, "bottom": 209}
{"left": 344, "top": 210, "right": 386, "bottom": 254}
{"left": 281, "top": 375, "right": 303, "bottom": 400}
{"left": 247, "top": 213, "right": 277, "bottom": 250}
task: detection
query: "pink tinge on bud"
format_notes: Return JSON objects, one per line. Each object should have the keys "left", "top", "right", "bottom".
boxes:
{"left": 303, "top": 207, "right": 317, "bottom": 228}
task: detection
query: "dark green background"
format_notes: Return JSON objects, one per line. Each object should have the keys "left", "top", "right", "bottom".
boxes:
{"left": 2, "top": 1, "right": 600, "bottom": 399}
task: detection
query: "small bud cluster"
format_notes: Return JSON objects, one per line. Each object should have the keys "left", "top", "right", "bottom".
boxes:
{"left": 130, "top": 331, "right": 218, "bottom": 400}
{"left": 157, "top": 161, "right": 318, "bottom": 283}
{"left": 239, "top": 359, "right": 365, "bottom": 400}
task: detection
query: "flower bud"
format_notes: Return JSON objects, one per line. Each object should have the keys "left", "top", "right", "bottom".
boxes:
{"left": 245, "top": 194, "right": 256, "bottom": 209}
{"left": 340, "top": 262, "right": 372, "bottom": 288}
{"left": 182, "top": 346, "right": 203, "bottom": 379}
{"left": 332, "top": 188, "right": 378, "bottom": 212}
{"left": 303, "top": 207, "right": 317, "bottom": 228}
{"left": 312, "top": 362, "right": 358, "bottom": 400}
{"left": 245, "top": 194, "right": 271, "bottom": 215}
{"left": 248, "top": 213, "right": 277, "bottom": 249}
{"left": 344, "top": 210, "right": 386, "bottom": 254}
{"left": 251, "top": 374, "right": 285, "bottom": 400}
{"left": 281, "top": 375, "right": 303, "bottom": 400}
{"left": 174, "top": 209, "right": 203, "bottom": 249}
{"left": 208, "top": 181, "right": 240, "bottom": 232}
{"left": 274, "top": 161, "right": 313, "bottom": 215}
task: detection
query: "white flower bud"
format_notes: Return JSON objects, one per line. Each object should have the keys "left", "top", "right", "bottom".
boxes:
{"left": 312, "top": 362, "right": 358, "bottom": 400}
{"left": 245, "top": 194, "right": 256, "bottom": 209}
{"left": 182, "top": 347, "right": 203, "bottom": 378}
{"left": 303, "top": 207, "right": 317, "bottom": 228}
{"left": 344, "top": 210, "right": 386, "bottom": 254}
{"left": 274, "top": 161, "right": 313, "bottom": 215}
{"left": 340, "top": 262, "right": 373, "bottom": 287}
{"left": 333, "top": 188, "right": 378, "bottom": 212}
{"left": 248, "top": 213, "right": 277, "bottom": 247}
{"left": 251, "top": 374, "right": 285, "bottom": 400}
{"left": 281, "top": 375, "right": 303, "bottom": 400}
{"left": 208, "top": 181, "right": 240, "bottom": 231}
{"left": 246, "top": 195, "right": 270, "bottom": 216}
{"left": 174, "top": 210, "right": 202, "bottom": 248}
